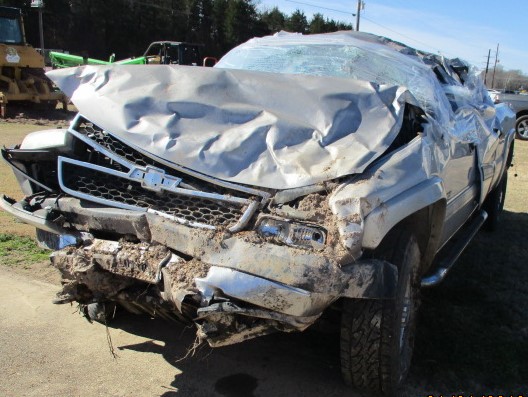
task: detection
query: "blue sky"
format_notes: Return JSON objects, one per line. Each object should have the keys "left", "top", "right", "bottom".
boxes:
{"left": 257, "top": 0, "right": 528, "bottom": 74}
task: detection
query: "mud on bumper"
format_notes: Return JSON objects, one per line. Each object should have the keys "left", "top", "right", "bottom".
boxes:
{"left": 1, "top": 194, "right": 397, "bottom": 347}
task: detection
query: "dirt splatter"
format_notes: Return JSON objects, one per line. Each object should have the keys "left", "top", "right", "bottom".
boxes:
{"left": 293, "top": 193, "right": 352, "bottom": 263}
{"left": 296, "top": 193, "right": 332, "bottom": 222}
{"left": 51, "top": 239, "right": 212, "bottom": 321}
{"left": 164, "top": 258, "right": 210, "bottom": 293}
{"left": 111, "top": 241, "right": 170, "bottom": 283}
{"left": 237, "top": 230, "right": 265, "bottom": 245}
{"left": 51, "top": 247, "right": 136, "bottom": 304}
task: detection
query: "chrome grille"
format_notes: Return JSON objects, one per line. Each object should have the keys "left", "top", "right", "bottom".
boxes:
{"left": 77, "top": 119, "right": 227, "bottom": 195}
{"left": 62, "top": 162, "right": 242, "bottom": 227}
{"left": 58, "top": 115, "right": 267, "bottom": 231}
{"left": 82, "top": 123, "right": 161, "bottom": 169}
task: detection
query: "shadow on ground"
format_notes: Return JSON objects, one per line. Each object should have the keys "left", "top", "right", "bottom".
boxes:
{"left": 108, "top": 210, "right": 528, "bottom": 396}
{"left": 410, "top": 210, "right": 528, "bottom": 394}
{"left": 2, "top": 105, "right": 76, "bottom": 127}
{"left": 112, "top": 312, "right": 347, "bottom": 397}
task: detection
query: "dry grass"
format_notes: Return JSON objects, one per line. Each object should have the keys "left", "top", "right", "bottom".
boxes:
{"left": 409, "top": 141, "right": 528, "bottom": 394}
{"left": 506, "top": 140, "right": 528, "bottom": 212}
{"left": 0, "top": 122, "right": 46, "bottom": 236}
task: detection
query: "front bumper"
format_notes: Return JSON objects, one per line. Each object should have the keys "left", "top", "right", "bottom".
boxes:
{"left": 1, "top": 194, "right": 397, "bottom": 346}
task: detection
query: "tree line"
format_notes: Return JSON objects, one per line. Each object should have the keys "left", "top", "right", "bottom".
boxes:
{"left": 5, "top": 0, "right": 526, "bottom": 86}
{"left": 0, "top": 0, "right": 352, "bottom": 61}
{"left": 482, "top": 66, "right": 528, "bottom": 92}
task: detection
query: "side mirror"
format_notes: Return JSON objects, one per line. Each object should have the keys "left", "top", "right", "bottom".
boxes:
{"left": 202, "top": 57, "right": 218, "bottom": 67}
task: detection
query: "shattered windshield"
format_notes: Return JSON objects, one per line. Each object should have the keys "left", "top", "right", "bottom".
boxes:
{"left": 216, "top": 42, "right": 450, "bottom": 121}
{"left": 218, "top": 44, "right": 413, "bottom": 89}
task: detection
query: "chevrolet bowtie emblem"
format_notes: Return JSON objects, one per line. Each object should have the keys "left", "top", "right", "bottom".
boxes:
{"left": 137, "top": 166, "right": 182, "bottom": 192}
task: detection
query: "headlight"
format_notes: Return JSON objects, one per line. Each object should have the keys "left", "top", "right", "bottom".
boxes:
{"left": 256, "top": 217, "right": 326, "bottom": 250}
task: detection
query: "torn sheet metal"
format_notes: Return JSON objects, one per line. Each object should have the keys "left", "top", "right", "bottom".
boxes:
{"left": 48, "top": 65, "right": 414, "bottom": 190}
{"left": 46, "top": 226, "right": 398, "bottom": 346}
{"left": 195, "top": 301, "right": 320, "bottom": 347}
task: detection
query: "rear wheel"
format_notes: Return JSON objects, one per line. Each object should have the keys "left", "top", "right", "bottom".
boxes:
{"left": 515, "top": 115, "right": 528, "bottom": 140}
{"left": 340, "top": 233, "right": 421, "bottom": 396}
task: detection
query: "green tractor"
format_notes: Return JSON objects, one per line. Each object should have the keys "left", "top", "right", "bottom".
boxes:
{"left": 50, "top": 41, "right": 216, "bottom": 69}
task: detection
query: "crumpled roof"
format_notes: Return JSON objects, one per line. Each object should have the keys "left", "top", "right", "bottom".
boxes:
{"left": 47, "top": 31, "right": 459, "bottom": 190}
{"left": 216, "top": 31, "right": 453, "bottom": 126}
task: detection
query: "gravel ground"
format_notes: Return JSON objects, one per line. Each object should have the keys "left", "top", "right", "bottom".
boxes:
{"left": 0, "top": 265, "right": 366, "bottom": 397}
{"left": 2, "top": 104, "right": 76, "bottom": 128}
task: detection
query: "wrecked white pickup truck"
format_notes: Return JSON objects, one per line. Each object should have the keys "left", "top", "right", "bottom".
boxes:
{"left": 1, "top": 31, "right": 515, "bottom": 395}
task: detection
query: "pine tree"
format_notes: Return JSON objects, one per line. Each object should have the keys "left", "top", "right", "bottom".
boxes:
{"left": 261, "top": 7, "right": 285, "bottom": 34}
{"left": 286, "top": 9, "right": 307, "bottom": 33}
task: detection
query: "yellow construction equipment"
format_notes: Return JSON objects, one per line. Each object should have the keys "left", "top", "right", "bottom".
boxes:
{"left": 0, "top": 6, "right": 67, "bottom": 117}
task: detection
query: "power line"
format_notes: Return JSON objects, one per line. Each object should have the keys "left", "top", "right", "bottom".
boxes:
{"left": 359, "top": 4, "right": 486, "bottom": 66}
{"left": 285, "top": 0, "right": 355, "bottom": 17}
{"left": 279, "top": 1, "right": 483, "bottom": 65}
{"left": 359, "top": 14, "right": 453, "bottom": 57}
{"left": 285, "top": 0, "right": 452, "bottom": 57}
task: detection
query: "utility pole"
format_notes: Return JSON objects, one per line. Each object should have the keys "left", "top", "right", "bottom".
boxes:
{"left": 30, "top": 1, "right": 45, "bottom": 55}
{"left": 491, "top": 43, "right": 499, "bottom": 89}
{"left": 38, "top": 7, "right": 44, "bottom": 54}
{"left": 484, "top": 48, "right": 491, "bottom": 86}
{"left": 356, "top": 1, "right": 364, "bottom": 32}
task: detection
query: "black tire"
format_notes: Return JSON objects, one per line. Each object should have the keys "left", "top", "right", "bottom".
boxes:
{"left": 340, "top": 233, "right": 421, "bottom": 396}
{"left": 84, "top": 301, "right": 117, "bottom": 324}
{"left": 516, "top": 115, "right": 528, "bottom": 140}
{"left": 483, "top": 170, "right": 508, "bottom": 231}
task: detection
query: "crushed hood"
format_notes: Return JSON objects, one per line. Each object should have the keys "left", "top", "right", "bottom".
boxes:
{"left": 49, "top": 65, "right": 414, "bottom": 189}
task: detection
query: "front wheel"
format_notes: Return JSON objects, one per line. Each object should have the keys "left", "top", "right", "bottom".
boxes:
{"left": 515, "top": 115, "right": 528, "bottom": 140}
{"left": 340, "top": 233, "right": 421, "bottom": 396}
